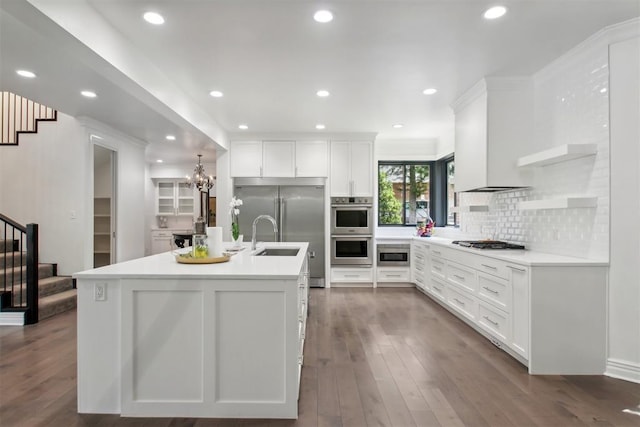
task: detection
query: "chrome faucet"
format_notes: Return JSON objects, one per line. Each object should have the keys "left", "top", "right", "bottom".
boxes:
{"left": 251, "top": 215, "right": 278, "bottom": 250}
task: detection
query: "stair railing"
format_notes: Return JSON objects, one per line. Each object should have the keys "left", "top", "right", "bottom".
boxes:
{"left": 0, "top": 214, "right": 38, "bottom": 324}
{"left": 1, "top": 91, "right": 57, "bottom": 145}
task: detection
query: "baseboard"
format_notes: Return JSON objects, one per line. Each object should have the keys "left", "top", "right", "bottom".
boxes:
{"left": 606, "top": 358, "right": 640, "bottom": 384}
{"left": 0, "top": 311, "right": 25, "bottom": 326}
{"left": 330, "top": 282, "right": 373, "bottom": 288}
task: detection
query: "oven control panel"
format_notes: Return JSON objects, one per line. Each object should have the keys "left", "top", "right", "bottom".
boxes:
{"left": 331, "top": 197, "right": 371, "bottom": 205}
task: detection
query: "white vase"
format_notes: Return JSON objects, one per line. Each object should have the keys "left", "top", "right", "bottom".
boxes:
{"left": 232, "top": 234, "right": 244, "bottom": 249}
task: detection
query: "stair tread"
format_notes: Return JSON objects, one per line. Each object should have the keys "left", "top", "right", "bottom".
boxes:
{"left": 39, "top": 289, "right": 77, "bottom": 305}
{"left": 39, "top": 276, "right": 72, "bottom": 284}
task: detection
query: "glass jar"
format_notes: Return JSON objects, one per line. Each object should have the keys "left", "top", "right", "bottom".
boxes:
{"left": 192, "top": 234, "right": 209, "bottom": 258}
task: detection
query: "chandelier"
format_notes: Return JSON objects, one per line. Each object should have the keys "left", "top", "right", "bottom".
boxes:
{"left": 186, "top": 154, "right": 214, "bottom": 191}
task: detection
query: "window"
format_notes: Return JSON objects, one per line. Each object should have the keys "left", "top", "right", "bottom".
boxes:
{"left": 378, "top": 156, "right": 455, "bottom": 227}
{"left": 378, "top": 162, "right": 432, "bottom": 226}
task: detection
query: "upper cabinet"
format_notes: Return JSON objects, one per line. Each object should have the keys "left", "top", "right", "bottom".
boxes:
{"left": 452, "top": 77, "right": 534, "bottom": 192}
{"left": 330, "top": 141, "right": 373, "bottom": 197}
{"left": 156, "top": 180, "right": 194, "bottom": 216}
{"left": 230, "top": 140, "right": 328, "bottom": 178}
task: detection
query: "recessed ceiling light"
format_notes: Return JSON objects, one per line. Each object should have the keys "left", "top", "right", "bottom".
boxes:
{"left": 315, "top": 124, "right": 326, "bottom": 130}
{"left": 156, "top": 159, "right": 163, "bottom": 163}
{"left": 314, "top": 10, "right": 333, "bottom": 23}
{"left": 316, "top": 90, "right": 330, "bottom": 97}
{"left": 392, "top": 124, "right": 404, "bottom": 129}
{"left": 238, "top": 124, "right": 249, "bottom": 130}
{"left": 81, "top": 90, "right": 97, "bottom": 98}
{"left": 209, "top": 90, "right": 224, "bottom": 98}
{"left": 143, "top": 11, "right": 165, "bottom": 25}
{"left": 16, "top": 69, "right": 36, "bottom": 78}
{"left": 423, "top": 88, "right": 437, "bottom": 95}
{"left": 165, "top": 135, "right": 176, "bottom": 141}
{"left": 483, "top": 6, "right": 507, "bottom": 20}
{"left": 600, "top": 88, "right": 608, "bottom": 93}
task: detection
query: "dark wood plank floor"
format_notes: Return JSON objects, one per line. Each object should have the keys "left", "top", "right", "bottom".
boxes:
{"left": 2, "top": 288, "right": 640, "bottom": 427}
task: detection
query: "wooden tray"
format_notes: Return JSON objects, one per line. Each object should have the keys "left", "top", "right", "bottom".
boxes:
{"left": 175, "top": 254, "right": 230, "bottom": 264}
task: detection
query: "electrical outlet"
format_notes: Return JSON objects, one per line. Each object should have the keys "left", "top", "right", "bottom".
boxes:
{"left": 94, "top": 283, "right": 107, "bottom": 301}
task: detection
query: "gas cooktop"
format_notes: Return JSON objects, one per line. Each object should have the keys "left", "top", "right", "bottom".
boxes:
{"left": 451, "top": 240, "right": 525, "bottom": 250}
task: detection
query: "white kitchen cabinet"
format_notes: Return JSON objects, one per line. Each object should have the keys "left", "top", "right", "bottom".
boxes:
{"left": 263, "top": 141, "right": 295, "bottom": 177}
{"left": 507, "top": 264, "right": 529, "bottom": 360}
{"left": 376, "top": 267, "right": 411, "bottom": 284}
{"left": 295, "top": 141, "right": 328, "bottom": 177}
{"left": 150, "top": 230, "right": 173, "bottom": 255}
{"left": 452, "top": 77, "right": 534, "bottom": 192}
{"left": 330, "top": 141, "right": 373, "bottom": 197}
{"left": 415, "top": 241, "right": 607, "bottom": 374}
{"left": 231, "top": 140, "right": 328, "bottom": 178}
{"left": 156, "top": 180, "right": 194, "bottom": 216}
{"left": 331, "top": 267, "right": 373, "bottom": 285}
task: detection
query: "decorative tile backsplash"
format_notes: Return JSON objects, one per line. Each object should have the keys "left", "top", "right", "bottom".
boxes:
{"left": 458, "top": 41, "right": 609, "bottom": 260}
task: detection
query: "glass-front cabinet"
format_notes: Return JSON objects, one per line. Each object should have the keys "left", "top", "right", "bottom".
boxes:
{"left": 156, "top": 180, "right": 194, "bottom": 216}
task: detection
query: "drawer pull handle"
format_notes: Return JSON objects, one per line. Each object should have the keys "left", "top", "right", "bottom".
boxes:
{"left": 386, "top": 274, "right": 402, "bottom": 277}
{"left": 433, "top": 286, "right": 441, "bottom": 292}
{"left": 481, "top": 264, "right": 497, "bottom": 270}
{"left": 345, "top": 274, "right": 359, "bottom": 278}
{"left": 433, "top": 250, "right": 441, "bottom": 255}
{"left": 416, "top": 254, "right": 424, "bottom": 260}
{"left": 416, "top": 266, "right": 424, "bottom": 271}
{"left": 482, "top": 286, "right": 499, "bottom": 294}
{"left": 433, "top": 266, "right": 441, "bottom": 271}
{"left": 454, "top": 298, "right": 465, "bottom": 306}
{"left": 483, "top": 315, "right": 499, "bottom": 326}
{"left": 453, "top": 274, "right": 465, "bottom": 281}
{"left": 506, "top": 265, "right": 526, "bottom": 272}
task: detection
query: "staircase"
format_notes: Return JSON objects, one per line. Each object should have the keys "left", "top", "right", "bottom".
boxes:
{"left": 1, "top": 91, "right": 57, "bottom": 145}
{"left": 0, "top": 244, "right": 76, "bottom": 322}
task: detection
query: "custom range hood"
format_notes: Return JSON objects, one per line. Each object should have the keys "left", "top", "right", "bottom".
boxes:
{"left": 452, "top": 77, "right": 534, "bottom": 193}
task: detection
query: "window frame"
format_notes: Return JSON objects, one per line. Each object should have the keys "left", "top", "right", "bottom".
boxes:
{"left": 377, "top": 161, "right": 434, "bottom": 227}
{"left": 377, "top": 156, "right": 455, "bottom": 228}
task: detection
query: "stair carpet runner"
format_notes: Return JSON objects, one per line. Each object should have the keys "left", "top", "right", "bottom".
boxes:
{"left": 0, "top": 238, "right": 76, "bottom": 322}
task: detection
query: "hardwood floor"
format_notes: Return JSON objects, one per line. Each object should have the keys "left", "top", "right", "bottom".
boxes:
{"left": 2, "top": 287, "right": 640, "bottom": 427}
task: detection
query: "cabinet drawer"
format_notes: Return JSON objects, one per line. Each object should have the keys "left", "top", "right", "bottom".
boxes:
{"left": 446, "top": 261, "right": 476, "bottom": 293}
{"left": 478, "top": 272, "right": 510, "bottom": 311}
{"left": 478, "top": 302, "right": 510, "bottom": 343}
{"left": 429, "top": 277, "right": 447, "bottom": 302}
{"left": 430, "top": 257, "right": 446, "bottom": 280}
{"left": 377, "top": 268, "right": 411, "bottom": 282}
{"left": 414, "top": 273, "right": 427, "bottom": 289}
{"left": 475, "top": 257, "right": 509, "bottom": 280}
{"left": 331, "top": 268, "right": 373, "bottom": 282}
{"left": 446, "top": 285, "right": 477, "bottom": 321}
{"left": 429, "top": 246, "right": 449, "bottom": 259}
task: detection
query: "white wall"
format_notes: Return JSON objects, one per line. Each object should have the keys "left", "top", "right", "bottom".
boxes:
{"left": 375, "top": 138, "right": 438, "bottom": 161}
{"left": 608, "top": 35, "right": 640, "bottom": 383}
{"left": 0, "top": 113, "right": 147, "bottom": 275}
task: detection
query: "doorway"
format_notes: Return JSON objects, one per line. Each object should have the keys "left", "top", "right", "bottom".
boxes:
{"left": 93, "top": 144, "right": 116, "bottom": 267}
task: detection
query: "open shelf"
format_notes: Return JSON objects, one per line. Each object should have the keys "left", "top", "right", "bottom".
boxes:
{"left": 517, "top": 144, "right": 597, "bottom": 168}
{"left": 450, "top": 205, "right": 489, "bottom": 213}
{"left": 518, "top": 196, "right": 597, "bottom": 210}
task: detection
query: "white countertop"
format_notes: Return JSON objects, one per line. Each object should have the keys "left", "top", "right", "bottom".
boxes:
{"left": 380, "top": 235, "right": 608, "bottom": 267}
{"left": 74, "top": 242, "right": 309, "bottom": 280}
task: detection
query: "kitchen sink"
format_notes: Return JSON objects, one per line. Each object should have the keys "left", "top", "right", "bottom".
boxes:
{"left": 253, "top": 247, "right": 300, "bottom": 257}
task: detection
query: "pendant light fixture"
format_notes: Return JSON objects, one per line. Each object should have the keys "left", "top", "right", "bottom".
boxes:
{"left": 186, "top": 154, "right": 214, "bottom": 191}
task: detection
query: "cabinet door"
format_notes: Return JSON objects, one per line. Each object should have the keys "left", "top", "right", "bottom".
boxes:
{"left": 176, "top": 183, "right": 195, "bottom": 215}
{"left": 150, "top": 231, "right": 173, "bottom": 255}
{"left": 350, "top": 142, "right": 372, "bottom": 196}
{"left": 157, "top": 181, "right": 176, "bottom": 215}
{"left": 509, "top": 264, "right": 529, "bottom": 359}
{"left": 263, "top": 141, "right": 295, "bottom": 177}
{"left": 330, "top": 142, "right": 351, "bottom": 196}
{"left": 230, "top": 141, "right": 263, "bottom": 177}
{"left": 296, "top": 141, "right": 328, "bottom": 177}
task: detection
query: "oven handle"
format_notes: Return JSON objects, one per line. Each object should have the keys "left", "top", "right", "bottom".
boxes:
{"left": 330, "top": 204, "right": 372, "bottom": 209}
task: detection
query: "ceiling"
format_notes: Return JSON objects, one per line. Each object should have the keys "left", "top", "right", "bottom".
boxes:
{"left": 1, "top": 0, "right": 638, "bottom": 165}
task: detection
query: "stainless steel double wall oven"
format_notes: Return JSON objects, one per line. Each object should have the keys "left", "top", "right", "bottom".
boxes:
{"left": 330, "top": 197, "right": 373, "bottom": 266}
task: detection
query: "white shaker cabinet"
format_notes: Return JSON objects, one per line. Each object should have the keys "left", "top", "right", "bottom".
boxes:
{"left": 263, "top": 141, "right": 295, "bottom": 177}
{"left": 230, "top": 140, "right": 328, "bottom": 177}
{"left": 508, "top": 264, "right": 529, "bottom": 360}
{"left": 330, "top": 141, "right": 372, "bottom": 197}
{"left": 295, "top": 141, "right": 328, "bottom": 177}
{"left": 230, "top": 141, "right": 263, "bottom": 177}
{"left": 452, "top": 77, "right": 534, "bottom": 192}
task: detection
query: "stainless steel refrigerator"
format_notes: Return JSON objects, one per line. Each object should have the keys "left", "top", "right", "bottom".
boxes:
{"left": 234, "top": 178, "right": 325, "bottom": 287}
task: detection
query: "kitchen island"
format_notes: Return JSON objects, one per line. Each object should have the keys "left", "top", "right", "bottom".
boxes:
{"left": 74, "top": 242, "right": 309, "bottom": 419}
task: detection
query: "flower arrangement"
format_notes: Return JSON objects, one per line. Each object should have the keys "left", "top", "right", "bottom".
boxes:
{"left": 229, "top": 196, "right": 243, "bottom": 241}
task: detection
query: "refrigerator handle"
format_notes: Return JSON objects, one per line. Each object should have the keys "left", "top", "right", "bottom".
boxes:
{"left": 279, "top": 198, "right": 284, "bottom": 242}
